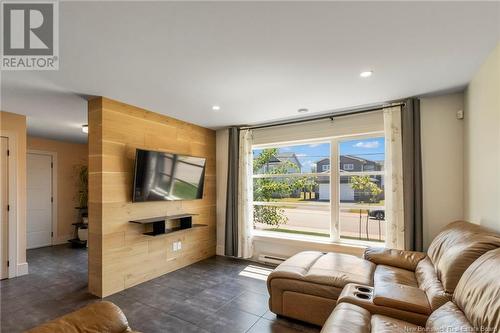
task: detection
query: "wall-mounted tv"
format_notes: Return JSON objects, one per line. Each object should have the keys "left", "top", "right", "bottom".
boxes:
{"left": 132, "top": 149, "right": 206, "bottom": 202}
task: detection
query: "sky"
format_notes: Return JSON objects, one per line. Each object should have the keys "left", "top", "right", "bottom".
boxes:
{"left": 253, "top": 137, "right": 385, "bottom": 173}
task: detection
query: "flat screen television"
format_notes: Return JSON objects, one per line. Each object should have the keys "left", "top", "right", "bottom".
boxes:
{"left": 132, "top": 149, "right": 206, "bottom": 202}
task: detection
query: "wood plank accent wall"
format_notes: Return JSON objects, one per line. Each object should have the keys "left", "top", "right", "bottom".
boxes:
{"left": 88, "top": 97, "right": 216, "bottom": 297}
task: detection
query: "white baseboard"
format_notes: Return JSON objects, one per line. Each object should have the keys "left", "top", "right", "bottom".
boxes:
{"left": 17, "top": 262, "right": 28, "bottom": 276}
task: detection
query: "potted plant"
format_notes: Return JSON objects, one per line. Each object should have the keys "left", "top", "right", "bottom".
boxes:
{"left": 71, "top": 164, "right": 89, "bottom": 247}
{"left": 76, "top": 164, "right": 88, "bottom": 211}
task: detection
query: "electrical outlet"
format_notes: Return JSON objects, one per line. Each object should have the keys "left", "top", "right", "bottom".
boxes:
{"left": 178, "top": 241, "right": 182, "bottom": 250}
{"left": 172, "top": 242, "right": 177, "bottom": 251}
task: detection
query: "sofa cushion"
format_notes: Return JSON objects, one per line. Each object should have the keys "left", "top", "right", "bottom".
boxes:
{"left": 321, "top": 303, "right": 371, "bottom": 333}
{"left": 425, "top": 301, "right": 474, "bottom": 333}
{"left": 268, "top": 251, "right": 375, "bottom": 289}
{"left": 370, "top": 314, "right": 419, "bottom": 333}
{"left": 453, "top": 248, "right": 500, "bottom": 332}
{"left": 373, "top": 265, "right": 418, "bottom": 287}
{"left": 427, "top": 221, "right": 500, "bottom": 293}
{"left": 320, "top": 303, "right": 420, "bottom": 333}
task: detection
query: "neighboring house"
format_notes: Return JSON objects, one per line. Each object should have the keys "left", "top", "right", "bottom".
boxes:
{"left": 316, "top": 158, "right": 330, "bottom": 173}
{"left": 315, "top": 156, "right": 384, "bottom": 202}
{"left": 256, "top": 152, "right": 302, "bottom": 199}
{"left": 257, "top": 152, "right": 302, "bottom": 174}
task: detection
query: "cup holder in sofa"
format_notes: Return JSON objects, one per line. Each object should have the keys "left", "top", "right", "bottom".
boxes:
{"left": 354, "top": 292, "right": 371, "bottom": 300}
{"left": 356, "top": 286, "right": 372, "bottom": 293}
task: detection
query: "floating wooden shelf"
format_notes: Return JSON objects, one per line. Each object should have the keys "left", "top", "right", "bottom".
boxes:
{"left": 142, "top": 223, "right": 208, "bottom": 236}
{"left": 129, "top": 213, "right": 204, "bottom": 236}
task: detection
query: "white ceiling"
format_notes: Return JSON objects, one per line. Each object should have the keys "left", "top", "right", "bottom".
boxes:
{"left": 2, "top": 1, "right": 499, "bottom": 143}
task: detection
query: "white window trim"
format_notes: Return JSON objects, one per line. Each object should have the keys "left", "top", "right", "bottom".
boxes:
{"left": 252, "top": 229, "right": 385, "bottom": 248}
{"left": 253, "top": 172, "right": 328, "bottom": 178}
{"left": 251, "top": 132, "right": 385, "bottom": 246}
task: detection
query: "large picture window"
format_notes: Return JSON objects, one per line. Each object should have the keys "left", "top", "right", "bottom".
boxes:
{"left": 252, "top": 135, "right": 386, "bottom": 244}
{"left": 252, "top": 142, "right": 331, "bottom": 237}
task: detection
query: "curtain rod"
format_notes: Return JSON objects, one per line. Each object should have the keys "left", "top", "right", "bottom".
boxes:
{"left": 239, "top": 102, "right": 406, "bottom": 131}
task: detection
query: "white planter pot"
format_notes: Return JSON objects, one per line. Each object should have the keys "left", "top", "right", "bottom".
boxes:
{"left": 78, "top": 228, "right": 88, "bottom": 241}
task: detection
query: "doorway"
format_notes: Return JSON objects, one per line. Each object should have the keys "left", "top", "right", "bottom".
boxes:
{"left": 27, "top": 152, "right": 54, "bottom": 249}
{"left": 1, "top": 137, "right": 9, "bottom": 279}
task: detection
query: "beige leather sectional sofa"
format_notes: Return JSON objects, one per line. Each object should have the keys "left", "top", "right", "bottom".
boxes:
{"left": 267, "top": 221, "right": 500, "bottom": 332}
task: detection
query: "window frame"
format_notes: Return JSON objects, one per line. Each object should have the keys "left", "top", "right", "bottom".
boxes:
{"left": 251, "top": 132, "right": 385, "bottom": 245}
{"left": 343, "top": 163, "right": 354, "bottom": 171}
{"left": 336, "top": 135, "right": 385, "bottom": 244}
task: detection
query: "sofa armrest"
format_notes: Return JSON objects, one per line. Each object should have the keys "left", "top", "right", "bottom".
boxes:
{"left": 363, "top": 247, "right": 426, "bottom": 271}
{"left": 373, "top": 283, "right": 431, "bottom": 315}
{"left": 26, "top": 301, "right": 139, "bottom": 333}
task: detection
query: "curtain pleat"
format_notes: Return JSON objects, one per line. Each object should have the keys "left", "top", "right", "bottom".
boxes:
{"left": 401, "top": 99, "right": 423, "bottom": 251}
{"left": 224, "top": 127, "right": 239, "bottom": 256}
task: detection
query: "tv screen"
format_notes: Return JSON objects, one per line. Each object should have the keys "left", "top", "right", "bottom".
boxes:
{"left": 132, "top": 149, "right": 206, "bottom": 202}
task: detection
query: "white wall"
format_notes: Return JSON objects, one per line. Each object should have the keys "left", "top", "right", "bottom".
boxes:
{"left": 420, "top": 93, "right": 464, "bottom": 249}
{"left": 464, "top": 43, "right": 500, "bottom": 232}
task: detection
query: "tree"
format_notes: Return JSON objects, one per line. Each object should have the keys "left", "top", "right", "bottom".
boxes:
{"left": 350, "top": 175, "right": 382, "bottom": 203}
{"left": 350, "top": 175, "right": 383, "bottom": 239}
{"left": 253, "top": 149, "right": 315, "bottom": 228}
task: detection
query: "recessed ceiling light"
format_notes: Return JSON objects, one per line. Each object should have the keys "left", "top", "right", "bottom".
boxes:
{"left": 298, "top": 108, "right": 309, "bottom": 113}
{"left": 82, "top": 124, "right": 88, "bottom": 133}
{"left": 212, "top": 105, "right": 221, "bottom": 111}
{"left": 360, "top": 71, "right": 373, "bottom": 78}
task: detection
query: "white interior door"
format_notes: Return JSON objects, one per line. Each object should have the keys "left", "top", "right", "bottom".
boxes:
{"left": 1, "top": 137, "right": 9, "bottom": 279}
{"left": 27, "top": 153, "right": 53, "bottom": 249}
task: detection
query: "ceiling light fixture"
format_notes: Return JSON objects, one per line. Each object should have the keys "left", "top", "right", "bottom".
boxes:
{"left": 360, "top": 71, "right": 373, "bottom": 78}
{"left": 298, "top": 108, "right": 309, "bottom": 113}
{"left": 212, "top": 105, "right": 221, "bottom": 111}
{"left": 82, "top": 124, "right": 88, "bottom": 133}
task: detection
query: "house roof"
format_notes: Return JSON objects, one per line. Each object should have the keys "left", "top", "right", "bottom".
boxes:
{"left": 342, "top": 155, "right": 378, "bottom": 164}
{"left": 315, "top": 155, "right": 382, "bottom": 165}
{"left": 268, "top": 153, "right": 302, "bottom": 168}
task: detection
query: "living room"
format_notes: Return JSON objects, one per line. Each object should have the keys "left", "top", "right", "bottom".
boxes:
{"left": 0, "top": 1, "right": 499, "bottom": 333}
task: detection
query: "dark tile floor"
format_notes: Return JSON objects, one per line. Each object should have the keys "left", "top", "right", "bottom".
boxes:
{"left": 0, "top": 245, "right": 320, "bottom": 333}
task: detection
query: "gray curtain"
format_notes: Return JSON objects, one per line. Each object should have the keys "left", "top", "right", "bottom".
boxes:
{"left": 224, "top": 127, "right": 240, "bottom": 256}
{"left": 401, "top": 98, "right": 423, "bottom": 251}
